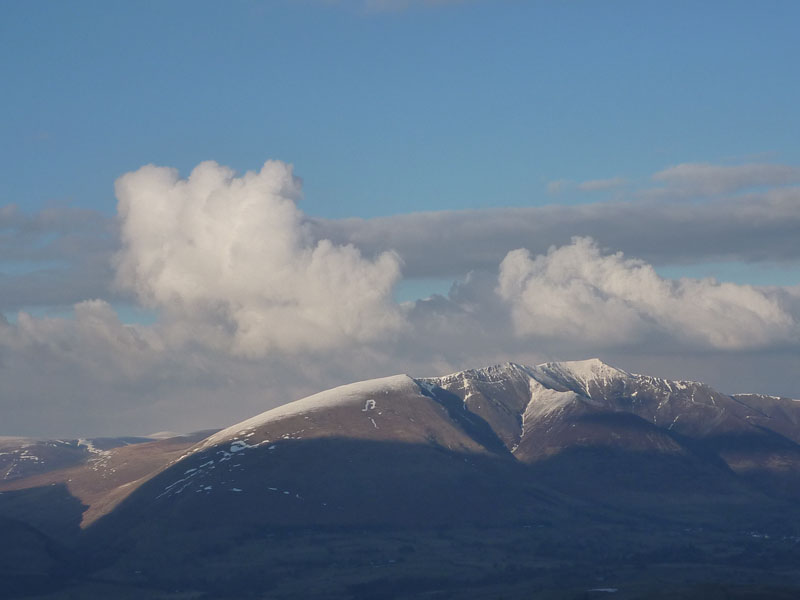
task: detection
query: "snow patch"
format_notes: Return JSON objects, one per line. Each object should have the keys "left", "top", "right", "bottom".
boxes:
{"left": 534, "top": 359, "right": 629, "bottom": 395}
{"left": 523, "top": 380, "right": 580, "bottom": 422}
{"left": 78, "top": 438, "right": 113, "bottom": 473}
{"left": 230, "top": 441, "right": 250, "bottom": 452}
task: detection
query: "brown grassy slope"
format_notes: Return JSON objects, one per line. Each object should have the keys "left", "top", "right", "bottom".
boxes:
{"left": 0, "top": 432, "right": 214, "bottom": 527}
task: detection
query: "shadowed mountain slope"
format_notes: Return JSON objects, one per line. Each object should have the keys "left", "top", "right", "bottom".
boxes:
{"left": 3, "top": 359, "right": 800, "bottom": 599}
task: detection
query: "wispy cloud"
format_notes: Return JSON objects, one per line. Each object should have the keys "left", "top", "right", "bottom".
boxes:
{"left": 546, "top": 179, "right": 570, "bottom": 195}
{"left": 313, "top": 184, "right": 800, "bottom": 278}
{"left": 652, "top": 162, "right": 800, "bottom": 195}
{"left": 577, "top": 177, "right": 627, "bottom": 192}
{"left": 547, "top": 176, "right": 627, "bottom": 194}
{"left": 0, "top": 204, "right": 117, "bottom": 311}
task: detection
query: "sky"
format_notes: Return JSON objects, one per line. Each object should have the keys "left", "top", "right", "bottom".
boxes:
{"left": 1, "top": 0, "right": 799, "bottom": 437}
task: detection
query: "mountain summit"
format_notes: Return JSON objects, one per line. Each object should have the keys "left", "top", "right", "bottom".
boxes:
{"left": 2, "top": 359, "right": 800, "bottom": 598}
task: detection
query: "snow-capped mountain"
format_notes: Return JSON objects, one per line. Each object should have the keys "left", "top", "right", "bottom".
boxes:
{"left": 67, "top": 358, "right": 797, "bottom": 534}
{"left": 422, "top": 359, "right": 800, "bottom": 457}
{"left": 3, "top": 359, "right": 800, "bottom": 599}
{"left": 4, "top": 359, "right": 799, "bottom": 525}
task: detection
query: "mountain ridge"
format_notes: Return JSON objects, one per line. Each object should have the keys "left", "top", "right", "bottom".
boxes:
{"left": 3, "top": 358, "right": 800, "bottom": 599}
{"left": 5, "top": 358, "right": 799, "bottom": 516}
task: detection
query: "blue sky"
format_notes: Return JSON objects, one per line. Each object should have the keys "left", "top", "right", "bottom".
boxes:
{"left": 3, "top": 0, "right": 799, "bottom": 219}
{"left": 2, "top": 1, "right": 800, "bottom": 436}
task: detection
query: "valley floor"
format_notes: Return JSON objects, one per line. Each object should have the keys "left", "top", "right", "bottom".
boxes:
{"left": 10, "top": 522, "right": 800, "bottom": 600}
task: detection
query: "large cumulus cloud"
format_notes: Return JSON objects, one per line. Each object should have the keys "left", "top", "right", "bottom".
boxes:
{"left": 496, "top": 237, "right": 797, "bottom": 350}
{"left": 113, "top": 160, "right": 404, "bottom": 356}
{"left": 7, "top": 162, "right": 800, "bottom": 313}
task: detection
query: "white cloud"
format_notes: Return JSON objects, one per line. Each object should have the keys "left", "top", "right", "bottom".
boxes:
{"left": 652, "top": 162, "right": 800, "bottom": 195}
{"left": 2, "top": 159, "right": 800, "bottom": 438}
{"left": 547, "top": 177, "right": 627, "bottom": 195}
{"left": 497, "top": 237, "right": 797, "bottom": 350}
{"left": 546, "top": 179, "right": 569, "bottom": 194}
{"left": 313, "top": 184, "right": 800, "bottom": 278}
{"left": 7, "top": 300, "right": 163, "bottom": 381}
{"left": 577, "top": 177, "right": 627, "bottom": 192}
{"left": 8, "top": 161, "right": 800, "bottom": 312}
{"left": 113, "top": 160, "right": 404, "bottom": 356}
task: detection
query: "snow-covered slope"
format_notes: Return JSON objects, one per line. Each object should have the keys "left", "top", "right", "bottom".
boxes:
{"left": 200, "top": 374, "right": 420, "bottom": 451}
{"left": 421, "top": 358, "right": 800, "bottom": 462}
{"left": 530, "top": 358, "right": 630, "bottom": 394}
{"left": 158, "top": 372, "right": 512, "bottom": 503}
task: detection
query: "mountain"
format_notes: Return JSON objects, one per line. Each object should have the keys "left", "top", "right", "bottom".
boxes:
{"left": 0, "top": 431, "right": 216, "bottom": 538}
{"left": 0, "top": 436, "right": 153, "bottom": 483}
{"left": 3, "top": 359, "right": 800, "bottom": 599}
{"left": 421, "top": 360, "right": 800, "bottom": 513}
{"left": 425, "top": 360, "right": 800, "bottom": 494}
